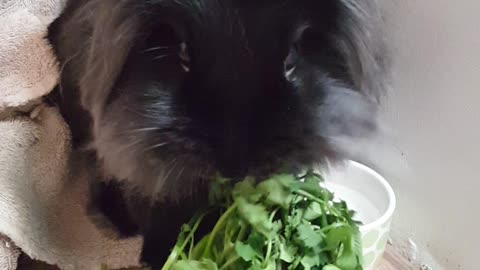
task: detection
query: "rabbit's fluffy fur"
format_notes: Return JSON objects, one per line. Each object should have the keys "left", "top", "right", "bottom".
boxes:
{"left": 47, "top": 0, "right": 388, "bottom": 267}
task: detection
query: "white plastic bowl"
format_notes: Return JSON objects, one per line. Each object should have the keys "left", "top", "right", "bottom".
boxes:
{"left": 322, "top": 161, "right": 396, "bottom": 270}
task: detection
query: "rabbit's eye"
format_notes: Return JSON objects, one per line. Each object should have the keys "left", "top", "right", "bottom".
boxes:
{"left": 284, "top": 46, "right": 298, "bottom": 79}
{"left": 179, "top": 42, "right": 190, "bottom": 72}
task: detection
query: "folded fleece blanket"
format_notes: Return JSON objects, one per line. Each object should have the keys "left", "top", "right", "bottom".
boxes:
{"left": 0, "top": 1, "right": 143, "bottom": 269}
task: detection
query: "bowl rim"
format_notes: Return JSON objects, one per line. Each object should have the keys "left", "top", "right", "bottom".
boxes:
{"left": 345, "top": 161, "right": 396, "bottom": 232}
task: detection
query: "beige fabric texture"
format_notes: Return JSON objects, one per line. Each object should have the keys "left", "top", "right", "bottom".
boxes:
{"left": 0, "top": 1, "right": 143, "bottom": 269}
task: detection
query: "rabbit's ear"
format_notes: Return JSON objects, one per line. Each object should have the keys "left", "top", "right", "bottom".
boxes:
{"left": 77, "top": 1, "right": 140, "bottom": 124}
{"left": 335, "top": 0, "right": 391, "bottom": 102}
{"left": 48, "top": 0, "right": 141, "bottom": 135}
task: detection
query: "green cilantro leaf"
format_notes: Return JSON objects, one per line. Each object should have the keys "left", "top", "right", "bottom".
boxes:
{"left": 297, "top": 223, "right": 323, "bottom": 248}
{"left": 279, "top": 238, "right": 298, "bottom": 263}
{"left": 235, "top": 242, "right": 258, "bottom": 262}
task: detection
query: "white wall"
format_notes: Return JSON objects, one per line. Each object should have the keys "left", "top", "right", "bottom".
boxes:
{"left": 380, "top": 1, "right": 480, "bottom": 269}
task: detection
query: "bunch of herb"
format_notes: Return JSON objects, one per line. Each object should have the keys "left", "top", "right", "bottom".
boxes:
{"left": 161, "top": 170, "right": 363, "bottom": 270}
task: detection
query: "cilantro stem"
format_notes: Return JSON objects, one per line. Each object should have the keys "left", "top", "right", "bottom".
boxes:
{"left": 216, "top": 224, "right": 247, "bottom": 264}
{"left": 269, "top": 209, "right": 279, "bottom": 223}
{"left": 320, "top": 204, "right": 328, "bottom": 228}
{"left": 161, "top": 214, "right": 205, "bottom": 270}
{"left": 219, "top": 255, "right": 240, "bottom": 270}
{"left": 293, "top": 189, "right": 325, "bottom": 204}
{"left": 219, "top": 245, "right": 234, "bottom": 265}
{"left": 236, "top": 224, "right": 247, "bottom": 242}
{"left": 219, "top": 225, "right": 245, "bottom": 264}
{"left": 319, "top": 222, "right": 348, "bottom": 233}
{"left": 293, "top": 189, "right": 342, "bottom": 217}
{"left": 188, "top": 234, "right": 194, "bottom": 258}
{"left": 264, "top": 239, "right": 274, "bottom": 267}
{"left": 263, "top": 208, "right": 279, "bottom": 267}
{"left": 293, "top": 189, "right": 328, "bottom": 227}
{"left": 202, "top": 203, "right": 238, "bottom": 258}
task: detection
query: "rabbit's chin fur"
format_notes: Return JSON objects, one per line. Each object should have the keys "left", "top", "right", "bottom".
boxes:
{"left": 47, "top": 0, "right": 389, "bottom": 266}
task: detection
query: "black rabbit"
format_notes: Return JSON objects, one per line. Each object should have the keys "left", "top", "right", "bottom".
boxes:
{"left": 46, "top": 0, "right": 388, "bottom": 268}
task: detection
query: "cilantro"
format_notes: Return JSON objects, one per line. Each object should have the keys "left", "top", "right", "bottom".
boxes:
{"left": 161, "top": 170, "right": 363, "bottom": 270}
{"left": 235, "top": 242, "right": 257, "bottom": 262}
{"left": 296, "top": 223, "right": 323, "bottom": 248}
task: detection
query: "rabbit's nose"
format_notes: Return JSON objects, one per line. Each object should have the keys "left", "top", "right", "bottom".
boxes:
{"left": 215, "top": 142, "right": 249, "bottom": 178}
{"left": 213, "top": 133, "right": 249, "bottom": 179}
{"left": 218, "top": 159, "right": 248, "bottom": 179}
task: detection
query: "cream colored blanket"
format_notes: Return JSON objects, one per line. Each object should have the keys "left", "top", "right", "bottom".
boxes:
{"left": 0, "top": 1, "right": 142, "bottom": 269}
